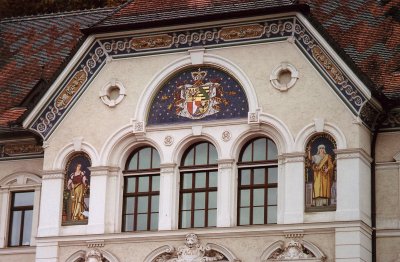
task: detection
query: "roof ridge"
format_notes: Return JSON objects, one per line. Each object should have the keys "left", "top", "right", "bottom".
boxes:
{"left": 0, "top": 6, "right": 113, "bottom": 24}
{"left": 88, "top": 0, "right": 134, "bottom": 29}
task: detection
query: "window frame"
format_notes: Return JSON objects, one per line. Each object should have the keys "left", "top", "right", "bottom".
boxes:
{"left": 179, "top": 142, "right": 218, "bottom": 229}
{"left": 122, "top": 146, "right": 161, "bottom": 232}
{"left": 8, "top": 191, "right": 34, "bottom": 247}
{"left": 237, "top": 137, "right": 278, "bottom": 226}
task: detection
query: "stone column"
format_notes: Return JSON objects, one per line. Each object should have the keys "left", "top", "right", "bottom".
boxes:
{"left": 281, "top": 153, "right": 305, "bottom": 224}
{"left": 217, "top": 159, "right": 235, "bottom": 227}
{"left": 335, "top": 149, "right": 372, "bottom": 261}
{"left": 87, "top": 166, "right": 112, "bottom": 234}
{"left": 37, "top": 170, "right": 64, "bottom": 237}
{"left": 158, "top": 163, "right": 178, "bottom": 230}
{"left": 335, "top": 149, "right": 372, "bottom": 225}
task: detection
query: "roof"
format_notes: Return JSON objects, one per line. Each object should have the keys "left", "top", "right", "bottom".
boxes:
{"left": 92, "top": 0, "right": 297, "bottom": 29}
{"left": 302, "top": 0, "right": 400, "bottom": 103}
{"left": 0, "top": 8, "right": 112, "bottom": 128}
{"left": 0, "top": 0, "right": 399, "bottom": 131}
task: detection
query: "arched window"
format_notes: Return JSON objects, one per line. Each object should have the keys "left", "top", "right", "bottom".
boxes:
{"left": 179, "top": 142, "right": 218, "bottom": 229}
{"left": 122, "top": 146, "right": 160, "bottom": 232}
{"left": 237, "top": 137, "right": 278, "bottom": 225}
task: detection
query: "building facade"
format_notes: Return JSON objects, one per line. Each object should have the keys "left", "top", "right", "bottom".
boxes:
{"left": 0, "top": 1, "right": 399, "bottom": 261}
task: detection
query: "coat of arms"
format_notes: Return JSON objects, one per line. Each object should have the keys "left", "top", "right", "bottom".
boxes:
{"left": 174, "top": 69, "right": 227, "bottom": 119}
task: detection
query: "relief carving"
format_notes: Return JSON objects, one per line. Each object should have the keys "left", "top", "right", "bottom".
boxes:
{"left": 131, "top": 35, "right": 173, "bottom": 50}
{"left": 220, "top": 24, "right": 264, "bottom": 41}
{"left": 56, "top": 70, "right": 88, "bottom": 109}
{"left": 153, "top": 233, "right": 228, "bottom": 262}
{"left": 268, "top": 240, "right": 314, "bottom": 260}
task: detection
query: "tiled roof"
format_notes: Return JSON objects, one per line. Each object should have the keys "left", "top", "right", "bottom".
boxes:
{"left": 0, "top": 8, "right": 112, "bottom": 127}
{"left": 302, "top": 0, "right": 400, "bottom": 102}
{"left": 92, "top": 0, "right": 298, "bottom": 28}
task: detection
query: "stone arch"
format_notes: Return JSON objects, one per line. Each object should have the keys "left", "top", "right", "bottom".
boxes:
{"left": 0, "top": 172, "right": 41, "bottom": 188}
{"left": 53, "top": 140, "right": 99, "bottom": 170}
{"left": 99, "top": 124, "right": 165, "bottom": 167}
{"left": 65, "top": 249, "right": 120, "bottom": 262}
{"left": 259, "top": 239, "right": 326, "bottom": 261}
{"left": 294, "top": 121, "right": 347, "bottom": 151}
{"left": 134, "top": 53, "right": 259, "bottom": 124}
{"left": 172, "top": 133, "right": 222, "bottom": 165}
{"left": 231, "top": 112, "right": 294, "bottom": 159}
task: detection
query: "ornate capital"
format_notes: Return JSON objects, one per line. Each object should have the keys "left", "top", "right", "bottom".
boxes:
{"left": 42, "top": 169, "right": 65, "bottom": 180}
{"left": 218, "top": 159, "right": 235, "bottom": 169}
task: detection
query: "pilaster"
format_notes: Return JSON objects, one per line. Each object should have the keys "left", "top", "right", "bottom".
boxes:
{"left": 217, "top": 159, "right": 235, "bottom": 227}
{"left": 158, "top": 163, "right": 177, "bottom": 230}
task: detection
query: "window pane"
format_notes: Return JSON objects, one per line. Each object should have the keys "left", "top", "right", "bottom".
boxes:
{"left": 267, "top": 139, "right": 278, "bottom": 160}
{"left": 254, "top": 189, "right": 265, "bottom": 206}
{"left": 183, "top": 173, "right": 192, "bottom": 189}
{"left": 194, "top": 210, "right": 205, "bottom": 227}
{"left": 267, "top": 206, "right": 277, "bottom": 224}
{"left": 194, "top": 192, "right": 205, "bottom": 209}
{"left": 195, "top": 172, "right": 206, "bottom": 188}
{"left": 253, "top": 206, "right": 264, "bottom": 224}
{"left": 181, "top": 211, "right": 191, "bottom": 228}
{"left": 241, "top": 169, "right": 251, "bottom": 185}
{"left": 125, "top": 197, "right": 135, "bottom": 214}
{"left": 138, "top": 176, "right": 149, "bottom": 192}
{"left": 137, "top": 196, "right": 148, "bottom": 213}
{"left": 152, "top": 176, "right": 160, "bottom": 192}
{"left": 137, "top": 214, "right": 148, "bottom": 230}
{"left": 268, "top": 167, "right": 278, "bottom": 183}
{"left": 253, "top": 138, "right": 266, "bottom": 161}
{"left": 241, "top": 144, "right": 252, "bottom": 162}
{"left": 150, "top": 213, "right": 158, "bottom": 230}
{"left": 208, "top": 209, "right": 217, "bottom": 227}
{"left": 22, "top": 210, "right": 33, "bottom": 245}
{"left": 239, "top": 207, "right": 250, "bottom": 225}
{"left": 209, "top": 171, "right": 218, "bottom": 187}
{"left": 195, "top": 143, "right": 207, "bottom": 165}
{"left": 14, "top": 192, "right": 34, "bottom": 207}
{"left": 152, "top": 150, "right": 160, "bottom": 168}
{"left": 184, "top": 148, "right": 194, "bottom": 166}
{"left": 268, "top": 188, "right": 277, "bottom": 205}
{"left": 208, "top": 191, "right": 217, "bottom": 209}
{"left": 240, "top": 189, "right": 250, "bottom": 207}
{"left": 126, "top": 177, "right": 136, "bottom": 193}
{"left": 10, "top": 211, "right": 22, "bottom": 246}
{"left": 128, "top": 153, "right": 138, "bottom": 170}
{"left": 124, "top": 215, "right": 134, "bottom": 231}
{"left": 182, "top": 193, "right": 192, "bottom": 210}
{"left": 208, "top": 144, "right": 218, "bottom": 164}
{"left": 151, "top": 196, "right": 159, "bottom": 212}
{"left": 254, "top": 168, "right": 265, "bottom": 184}
{"left": 138, "top": 147, "right": 151, "bottom": 169}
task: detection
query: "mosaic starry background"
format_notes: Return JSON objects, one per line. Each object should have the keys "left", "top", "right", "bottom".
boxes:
{"left": 148, "top": 66, "right": 249, "bottom": 125}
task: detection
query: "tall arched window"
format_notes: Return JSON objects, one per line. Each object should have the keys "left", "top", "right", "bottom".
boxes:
{"left": 122, "top": 146, "right": 160, "bottom": 232}
{"left": 179, "top": 142, "right": 218, "bottom": 229}
{"left": 237, "top": 137, "right": 278, "bottom": 225}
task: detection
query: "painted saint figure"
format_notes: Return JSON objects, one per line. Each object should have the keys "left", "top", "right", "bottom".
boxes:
{"left": 67, "top": 163, "right": 88, "bottom": 220}
{"left": 311, "top": 144, "right": 334, "bottom": 206}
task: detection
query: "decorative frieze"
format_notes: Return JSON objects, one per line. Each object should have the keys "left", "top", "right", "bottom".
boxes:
{"left": 42, "top": 170, "right": 65, "bottom": 180}
{"left": 1, "top": 142, "right": 43, "bottom": 158}
{"left": 219, "top": 24, "right": 264, "bottom": 41}
{"left": 131, "top": 35, "right": 173, "bottom": 50}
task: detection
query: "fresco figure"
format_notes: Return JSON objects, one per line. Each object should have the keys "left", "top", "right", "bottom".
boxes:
{"left": 67, "top": 163, "right": 88, "bottom": 220}
{"left": 310, "top": 144, "right": 334, "bottom": 207}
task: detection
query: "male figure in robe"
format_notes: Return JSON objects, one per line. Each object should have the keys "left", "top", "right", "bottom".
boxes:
{"left": 311, "top": 144, "right": 334, "bottom": 206}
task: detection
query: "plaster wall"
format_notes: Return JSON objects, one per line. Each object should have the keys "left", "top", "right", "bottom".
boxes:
{"left": 0, "top": 158, "right": 43, "bottom": 180}
{"left": 43, "top": 41, "right": 369, "bottom": 170}
{"left": 0, "top": 253, "right": 35, "bottom": 262}
{"left": 377, "top": 237, "right": 400, "bottom": 262}
{"left": 376, "top": 132, "right": 400, "bottom": 162}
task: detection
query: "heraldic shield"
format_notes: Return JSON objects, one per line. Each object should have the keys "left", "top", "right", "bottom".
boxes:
{"left": 176, "top": 69, "right": 220, "bottom": 119}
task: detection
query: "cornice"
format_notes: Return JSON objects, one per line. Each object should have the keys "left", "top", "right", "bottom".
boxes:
{"left": 335, "top": 148, "right": 373, "bottom": 164}
{"left": 42, "top": 169, "right": 65, "bottom": 180}
{"left": 89, "top": 166, "right": 120, "bottom": 176}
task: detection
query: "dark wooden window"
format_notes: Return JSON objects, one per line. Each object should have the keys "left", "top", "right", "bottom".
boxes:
{"left": 122, "top": 146, "right": 160, "bottom": 232}
{"left": 8, "top": 191, "right": 34, "bottom": 247}
{"left": 179, "top": 142, "right": 218, "bottom": 228}
{"left": 237, "top": 137, "right": 278, "bottom": 225}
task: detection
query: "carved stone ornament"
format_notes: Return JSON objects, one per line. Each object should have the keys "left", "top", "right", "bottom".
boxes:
{"left": 268, "top": 240, "right": 314, "bottom": 260}
{"left": 153, "top": 233, "right": 228, "bottom": 262}
{"left": 132, "top": 121, "right": 145, "bottom": 133}
{"left": 221, "top": 130, "right": 232, "bottom": 142}
{"left": 99, "top": 79, "right": 126, "bottom": 107}
{"left": 84, "top": 248, "right": 108, "bottom": 262}
{"left": 270, "top": 63, "right": 299, "bottom": 91}
{"left": 164, "top": 135, "right": 174, "bottom": 146}
{"left": 248, "top": 111, "right": 259, "bottom": 123}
